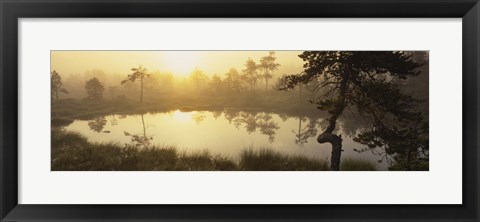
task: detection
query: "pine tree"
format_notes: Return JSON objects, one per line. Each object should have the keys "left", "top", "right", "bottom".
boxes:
{"left": 121, "top": 65, "right": 150, "bottom": 103}
{"left": 277, "top": 51, "right": 427, "bottom": 171}
{"left": 85, "top": 77, "right": 104, "bottom": 100}
{"left": 51, "top": 70, "right": 68, "bottom": 100}
{"left": 259, "top": 51, "right": 280, "bottom": 91}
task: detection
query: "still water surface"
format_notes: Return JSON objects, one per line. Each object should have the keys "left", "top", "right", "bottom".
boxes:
{"left": 64, "top": 109, "right": 388, "bottom": 170}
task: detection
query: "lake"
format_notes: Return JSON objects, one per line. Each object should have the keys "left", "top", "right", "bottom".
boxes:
{"left": 63, "top": 109, "right": 389, "bottom": 170}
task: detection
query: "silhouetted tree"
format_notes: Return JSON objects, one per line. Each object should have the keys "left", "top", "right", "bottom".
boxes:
{"left": 121, "top": 65, "right": 150, "bottom": 103}
{"left": 277, "top": 51, "right": 425, "bottom": 171}
{"left": 354, "top": 113, "right": 429, "bottom": 170}
{"left": 403, "top": 51, "right": 430, "bottom": 114}
{"left": 242, "top": 58, "right": 259, "bottom": 92}
{"left": 259, "top": 51, "right": 280, "bottom": 91}
{"left": 51, "top": 70, "right": 68, "bottom": 100}
{"left": 85, "top": 77, "right": 105, "bottom": 100}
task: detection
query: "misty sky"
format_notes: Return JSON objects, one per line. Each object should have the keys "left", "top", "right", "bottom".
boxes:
{"left": 51, "top": 51, "right": 305, "bottom": 77}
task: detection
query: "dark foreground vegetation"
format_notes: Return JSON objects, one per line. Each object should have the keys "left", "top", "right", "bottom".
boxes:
{"left": 52, "top": 129, "right": 376, "bottom": 171}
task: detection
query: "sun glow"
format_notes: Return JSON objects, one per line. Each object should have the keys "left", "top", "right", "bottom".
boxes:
{"left": 162, "top": 51, "right": 201, "bottom": 77}
{"left": 51, "top": 51, "right": 305, "bottom": 79}
{"left": 170, "top": 110, "right": 195, "bottom": 122}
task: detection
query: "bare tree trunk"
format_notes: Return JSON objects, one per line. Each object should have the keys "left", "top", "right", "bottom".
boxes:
{"left": 316, "top": 72, "right": 350, "bottom": 171}
{"left": 317, "top": 114, "right": 343, "bottom": 171}
{"left": 265, "top": 78, "right": 268, "bottom": 91}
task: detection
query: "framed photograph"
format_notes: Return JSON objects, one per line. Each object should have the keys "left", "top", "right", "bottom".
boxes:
{"left": 1, "top": 0, "right": 478, "bottom": 221}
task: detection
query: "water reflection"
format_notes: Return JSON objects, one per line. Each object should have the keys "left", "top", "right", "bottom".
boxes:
{"left": 242, "top": 112, "right": 258, "bottom": 134}
{"left": 224, "top": 109, "right": 243, "bottom": 129}
{"left": 123, "top": 114, "right": 153, "bottom": 148}
{"left": 110, "top": 114, "right": 119, "bottom": 126}
{"left": 292, "top": 117, "right": 321, "bottom": 145}
{"left": 71, "top": 109, "right": 388, "bottom": 170}
{"left": 212, "top": 111, "right": 222, "bottom": 119}
{"left": 192, "top": 112, "right": 207, "bottom": 125}
{"left": 87, "top": 116, "right": 107, "bottom": 133}
{"left": 86, "top": 110, "right": 286, "bottom": 143}
{"left": 224, "top": 110, "right": 280, "bottom": 143}
{"left": 256, "top": 113, "right": 280, "bottom": 143}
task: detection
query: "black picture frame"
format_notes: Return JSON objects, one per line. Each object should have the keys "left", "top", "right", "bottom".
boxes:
{"left": 1, "top": 0, "right": 479, "bottom": 221}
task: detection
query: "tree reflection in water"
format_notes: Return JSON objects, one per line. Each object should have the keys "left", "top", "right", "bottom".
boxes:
{"left": 110, "top": 114, "right": 119, "bottom": 126}
{"left": 241, "top": 112, "right": 259, "bottom": 134}
{"left": 124, "top": 114, "right": 153, "bottom": 149}
{"left": 87, "top": 116, "right": 107, "bottom": 133}
{"left": 257, "top": 113, "right": 280, "bottom": 143}
{"left": 224, "top": 109, "right": 243, "bottom": 129}
{"left": 88, "top": 111, "right": 360, "bottom": 149}
{"left": 292, "top": 116, "right": 321, "bottom": 145}
{"left": 223, "top": 110, "right": 280, "bottom": 143}
{"left": 211, "top": 110, "right": 222, "bottom": 119}
{"left": 192, "top": 112, "right": 207, "bottom": 125}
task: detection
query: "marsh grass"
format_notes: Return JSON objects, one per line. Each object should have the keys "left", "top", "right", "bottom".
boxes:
{"left": 238, "top": 148, "right": 329, "bottom": 171}
{"left": 340, "top": 158, "right": 377, "bottom": 171}
{"left": 52, "top": 130, "right": 234, "bottom": 171}
{"left": 51, "top": 129, "right": 376, "bottom": 171}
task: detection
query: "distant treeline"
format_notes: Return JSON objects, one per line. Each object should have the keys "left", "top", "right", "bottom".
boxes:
{"left": 51, "top": 51, "right": 428, "bottom": 114}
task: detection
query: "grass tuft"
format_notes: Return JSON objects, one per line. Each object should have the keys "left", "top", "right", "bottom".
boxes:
{"left": 238, "top": 148, "right": 328, "bottom": 171}
{"left": 340, "top": 158, "right": 377, "bottom": 171}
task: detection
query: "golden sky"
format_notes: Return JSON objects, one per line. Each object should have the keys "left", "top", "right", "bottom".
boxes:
{"left": 51, "top": 51, "right": 305, "bottom": 77}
